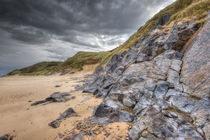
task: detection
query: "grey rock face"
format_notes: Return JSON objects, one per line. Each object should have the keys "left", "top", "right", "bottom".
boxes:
{"left": 79, "top": 14, "right": 209, "bottom": 140}
{"left": 181, "top": 13, "right": 210, "bottom": 99}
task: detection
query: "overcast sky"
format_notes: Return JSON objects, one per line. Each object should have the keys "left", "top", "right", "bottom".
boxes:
{"left": 0, "top": 0, "right": 175, "bottom": 76}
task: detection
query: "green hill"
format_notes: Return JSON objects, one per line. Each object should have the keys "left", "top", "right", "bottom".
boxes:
{"left": 7, "top": 62, "right": 62, "bottom": 76}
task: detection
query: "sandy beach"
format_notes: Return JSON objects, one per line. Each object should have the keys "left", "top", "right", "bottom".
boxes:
{"left": 0, "top": 65, "right": 130, "bottom": 140}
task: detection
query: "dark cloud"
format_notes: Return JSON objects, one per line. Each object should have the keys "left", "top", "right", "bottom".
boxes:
{"left": 0, "top": 0, "right": 174, "bottom": 43}
{"left": 0, "top": 0, "right": 175, "bottom": 76}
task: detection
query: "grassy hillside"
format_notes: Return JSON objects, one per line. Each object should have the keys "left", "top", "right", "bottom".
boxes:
{"left": 8, "top": 62, "right": 62, "bottom": 76}
{"left": 7, "top": 0, "right": 210, "bottom": 76}
{"left": 61, "top": 51, "right": 110, "bottom": 71}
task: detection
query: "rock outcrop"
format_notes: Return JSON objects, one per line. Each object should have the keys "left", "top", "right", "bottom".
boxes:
{"left": 80, "top": 13, "right": 210, "bottom": 140}
{"left": 49, "top": 108, "right": 78, "bottom": 128}
{"left": 31, "top": 92, "right": 72, "bottom": 106}
{"left": 0, "top": 134, "right": 12, "bottom": 140}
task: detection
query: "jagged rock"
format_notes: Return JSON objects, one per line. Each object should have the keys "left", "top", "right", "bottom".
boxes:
{"left": 144, "top": 79, "right": 156, "bottom": 91}
{"left": 167, "top": 69, "right": 180, "bottom": 85}
{"left": 31, "top": 92, "right": 71, "bottom": 106}
{"left": 188, "top": 23, "right": 200, "bottom": 33}
{"left": 83, "top": 75, "right": 104, "bottom": 94}
{"left": 191, "top": 99, "right": 210, "bottom": 128}
{"left": 49, "top": 108, "right": 78, "bottom": 128}
{"left": 0, "top": 134, "right": 12, "bottom": 140}
{"left": 122, "top": 96, "right": 136, "bottom": 107}
{"left": 180, "top": 21, "right": 189, "bottom": 29}
{"left": 154, "top": 81, "right": 169, "bottom": 99}
{"left": 104, "top": 98, "right": 124, "bottom": 109}
{"left": 49, "top": 120, "right": 61, "bottom": 128}
{"left": 170, "top": 59, "right": 182, "bottom": 72}
{"left": 165, "top": 89, "right": 188, "bottom": 98}
{"left": 169, "top": 95, "right": 196, "bottom": 113}
{"left": 166, "top": 32, "right": 179, "bottom": 44}
{"left": 173, "top": 51, "right": 184, "bottom": 60}
{"left": 130, "top": 106, "right": 203, "bottom": 140}
{"left": 48, "top": 92, "right": 70, "bottom": 102}
{"left": 135, "top": 35, "right": 147, "bottom": 48}
{"left": 164, "top": 21, "right": 200, "bottom": 51}
{"left": 89, "top": 104, "right": 134, "bottom": 124}
{"left": 133, "top": 96, "right": 151, "bottom": 115}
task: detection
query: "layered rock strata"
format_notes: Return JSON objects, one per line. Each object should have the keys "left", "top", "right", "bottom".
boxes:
{"left": 80, "top": 14, "right": 210, "bottom": 140}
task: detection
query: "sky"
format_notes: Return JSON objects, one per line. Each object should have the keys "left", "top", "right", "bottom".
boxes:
{"left": 0, "top": 0, "right": 175, "bottom": 76}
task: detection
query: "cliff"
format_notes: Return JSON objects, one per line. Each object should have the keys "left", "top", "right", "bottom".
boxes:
{"left": 72, "top": 11, "right": 210, "bottom": 140}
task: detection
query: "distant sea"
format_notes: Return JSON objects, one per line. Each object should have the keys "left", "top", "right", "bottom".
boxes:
{"left": 0, "top": 70, "right": 8, "bottom": 77}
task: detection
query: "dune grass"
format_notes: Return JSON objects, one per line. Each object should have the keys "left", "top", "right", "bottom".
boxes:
{"left": 8, "top": 62, "right": 62, "bottom": 76}
{"left": 61, "top": 51, "right": 110, "bottom": 71}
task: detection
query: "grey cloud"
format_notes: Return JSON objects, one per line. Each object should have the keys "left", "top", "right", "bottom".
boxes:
{"left": 0, "top": 0, "right": 175, "bottom": 43}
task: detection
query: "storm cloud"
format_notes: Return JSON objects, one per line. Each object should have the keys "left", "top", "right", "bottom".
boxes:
{"left": 0, "top": 0, "right": 175, "bottom": 75}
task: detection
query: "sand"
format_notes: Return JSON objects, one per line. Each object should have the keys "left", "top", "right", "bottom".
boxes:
{"left": 0, "top": 65, "right": 130, "bottom": 140}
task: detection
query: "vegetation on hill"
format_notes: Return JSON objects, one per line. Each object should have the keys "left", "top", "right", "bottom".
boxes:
{"left": 7, "top": 62, "right": 62, "bottom": 76}
{"left": 7, "top": 0, "right": 210, "bottom": 76}
{"left": 61, "top": 51, "right": 110, "bottom": 71}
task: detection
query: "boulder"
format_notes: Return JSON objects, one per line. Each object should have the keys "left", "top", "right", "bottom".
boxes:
{"left": 49, "top": 108, "right": 78, "bottom": 128}
{"left": 31, "top": 92, "right": 71, "bottom": 106}
{"left": 89, "top": 103, "right": 134, "bottom": 124}
{"left": 130, "top": 106, "right": 203, "bottom": 140}
{"left": 0, "top": 134, "right": 12, "bottom": 140}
